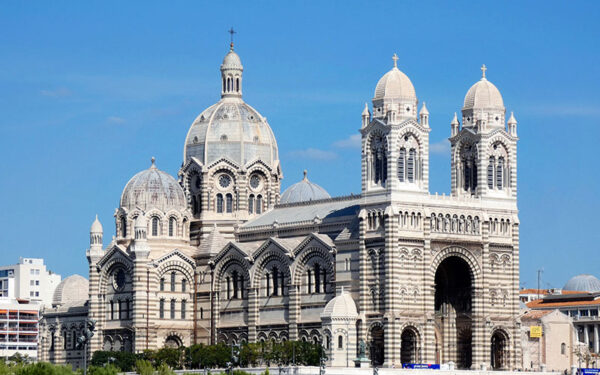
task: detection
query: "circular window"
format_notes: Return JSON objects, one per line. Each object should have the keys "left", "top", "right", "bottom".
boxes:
{"left": 219, "top": 174, "right": 232, "bottom": 188}
{"left": 495, "top": 116, "right": 499, "bottom": 121}
{"left": 113, "top": 269, "right": 126, "bottom": 291}
{"left": 467, "top": 117, "right": 470, "bottom": 121}
{"left": 406, "top": 107, "right": 410, "bottom": 112}
{"left": 250, "top": 175, "right": 261, "bottom": 189}
{"left": 220, "top": 134, "right": 228, "bottom": 142}
{"left": 404, "top": 136, "right": 409, "bottom": 141}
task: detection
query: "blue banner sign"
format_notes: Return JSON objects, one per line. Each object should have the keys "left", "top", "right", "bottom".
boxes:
{"left": 581, "top": 369, "right": 600, "bottom": 375}
{"left": 402, "top": 364, "right": 440, "bottom": 369}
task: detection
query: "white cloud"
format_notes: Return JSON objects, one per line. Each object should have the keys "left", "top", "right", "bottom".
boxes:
{"left": 333, "top": 134, "right": 361, "bottom": 149}
{"left": 40, "top": 87, "right": 72, "bottom": 98}
{"left": 430, "top": 139, "right": 451, "bottom": 155}
{"left": 288, "top": 148, "right": 338, "bottom": 160}
{"left": 107, "top": 116, "right": 126, "bottom": 124}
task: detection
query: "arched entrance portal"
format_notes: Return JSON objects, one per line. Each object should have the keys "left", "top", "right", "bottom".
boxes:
{"left": 370, "top": 325, "right": 384, "bottom": 366}
{"left": 400, "top": 328, "right": 418, "bottom": 364}
{"left": 164, "top": 335, "right": 182, "bottom": 348}
{"left": 434, "top": 256, "right": 473, "bottom": 369}
{"left": 491, "top": 330, "right": 509, "bottom": 369}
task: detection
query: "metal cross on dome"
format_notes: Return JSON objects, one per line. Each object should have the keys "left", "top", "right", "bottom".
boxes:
{"left": 392, "top": 53, "right": 399, "bottom": 68}
{"left": 228, "top": 27, "right": 236, "bottom": 49}
{"left": 481, "top": 64, "right": 487, "bottom": 78}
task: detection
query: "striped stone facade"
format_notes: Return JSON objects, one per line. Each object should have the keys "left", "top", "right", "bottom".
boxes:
{"left": 38, "top": 48, "right": 521, "bottom": 370}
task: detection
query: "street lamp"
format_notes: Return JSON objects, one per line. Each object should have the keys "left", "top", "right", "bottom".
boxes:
{"left": 76, "top": 319, "right": 96, "bottom": 375}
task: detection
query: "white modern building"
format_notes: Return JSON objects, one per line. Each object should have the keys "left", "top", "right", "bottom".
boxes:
{"left": 0, "top": 298, "right": 40, "bottom": 360}
{"left": 0, "top": 258, "right": 61, "bottom": 307}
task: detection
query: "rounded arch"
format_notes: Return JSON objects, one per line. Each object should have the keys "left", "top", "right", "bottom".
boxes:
{"left": 490, "top": 327, "right": 510, "bottom": 370}
{"left": 99, "top": 259, "right": 133, "bottom": 295}
{"left": 155, "top": 262, "right": 195, "bottom": 288}
{"left": 431, "top": 246, "right": 481, "bottom": 283}
{"left": 400, "top": 324, "right": 421, "bottom": 364}
{"left": 291, "top": 246, "right": 335, "bottom": 288}
{"left": 164, "top": 332, "right": 183, "bottom": 348}
{"left": 251, "top": 249, "right": 292, "bottom": 290}
{"left": 367, "top": 321, "right": 385, "bottom": 366}
{"left": 213, "top": 254, "right": 251, "bottom": 292}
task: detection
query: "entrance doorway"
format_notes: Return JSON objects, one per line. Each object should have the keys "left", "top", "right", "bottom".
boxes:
{"left": 400, "top": 328, "right": 418, "bottom": 364}
{"left": 370, "top": 325, "right": 384, "bottom": 366}
{"left": 434, "top": 256, "right": 473, "bottom": 369}
{"left": 491, "top": 330, "right": 509, "bottom": 369}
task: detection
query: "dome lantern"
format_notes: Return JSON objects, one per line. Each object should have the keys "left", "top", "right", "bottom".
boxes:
{"left": 462, "top": 64, "right": 506, "bottom": 131}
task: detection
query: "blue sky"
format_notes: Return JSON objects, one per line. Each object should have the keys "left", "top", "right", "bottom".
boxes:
{"left": 1, "top": 1, "right": 599, "bottom": 290}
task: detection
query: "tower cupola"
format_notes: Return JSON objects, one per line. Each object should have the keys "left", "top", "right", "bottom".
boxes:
{"left": 220, "top": 42, "right": 243, "bottom": 98}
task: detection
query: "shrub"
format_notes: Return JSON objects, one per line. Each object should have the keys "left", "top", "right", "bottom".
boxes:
{"left": 87, "top": 365, "right": 119, "bottom": 375}
{"left": 135, "top": 359, "right": 155, "bottom": 375}
{"left": 156, "top": 363, "right": 175, "bottom": 375}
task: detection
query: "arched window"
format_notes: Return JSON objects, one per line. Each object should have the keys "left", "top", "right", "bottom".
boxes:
{"left": 307, "top": 270, "right": 312, "bottom": 293}
{"left": 561, "top": 342, "right": 566, "bottom": 355}
{"left": 191, "top": 196, "right": 197, "bottom": 214}
{"left": 171, "top": 272, "right": 176, "bottom": 292}
{"left": 63, "top": 331, "right": 67, "bottom": 350}
{"left": 248, "top": 194, "right": 254, "bottom": 214}
{"left": 181, "top": 279, "right": 187, "bottom": 292}
{"left": 371, "top": 135, "right": 387, "bottom": 186}
{"left": 326, "top": 335, "right": 331, "bottom": 349}
{"left": 181, "top": 300, "right": 186, "bottom": 319}
{"left": 159, "top": 299, "right": 165, "bottom": 319}
{"left": 216, "top": 194, "right": 224, "bottom": 213}
{"left": 232, "top": 271, "right": 239, "bottom": 299}
{"left": 488, "top": 157, "right": 495, "bottom": 189}
{"left": 256, "top": 195, "right": 262, "bottom": 214}
{"left": 398, "top": 148, "right": 406, "bottom": 182}
{"left": 170, "top": 299, "right": 176, "bottom": 319}
{"left": 338, "top": 335, "right": 343, "bottom": 349}
{"left": 110, "top": 301, "right": 114, "bottom": 320}
{"left": 152, "top": 217, "right": 159, "bottom": 236}
{"left": 272, "top": 267, "right": 279, "bottom": 296}
{"left": 265, "top": 273, "right": 270, "bottom": 297}
{"left": 121, "top": 217, "right": 127, "bottom": 237}
{"left": 280, "top": 272, "right": 285, "bottom": 296}
{"left": 226, "top": 276, "right": 231, "bottom": 299}
{"left": 236, "top": 78, "right": 240, "bottom": 92}
{"left": 226, "top": 193, "right": 233, "bottom": 213}
{"left": 322, "top": 268, "right": 327, "bottom": 293}
{"left": 314, "top": 264, "right": 321, "bottom": 293}
{"left": 496, "top": 157, "right": 504, "bottom": 190}
{"left": 168, "top": 217, "right": 176, "bottom": 237}
{"left": 227, "top": 78, "right": 231, "bottom": 92}
{"left": 407, "top": 148, "right": 416, "bottom": 182}
{"left": 72, "top": 330, "right": 77, "bottom": 349}
{"left": 160, "top": 278, "right": 165, "bottom": 291}
{"left": 222, "top": 77, "right": 226, "bottom": 92}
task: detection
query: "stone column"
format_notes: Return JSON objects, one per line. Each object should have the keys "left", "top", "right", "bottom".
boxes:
{"left": 594, "top": 324, "right": 599, "bottom": 354}
{"left": 383, "top": 206, "right": 399, "bottom": 367}
{"left": 584, "top": 324, "right": 590, "bottom": 353}
{"left": 288, "top": 287, "right": 299, "bottom": 341}
{"left": 247, "top": 288, "right": 258, "bottom": 342}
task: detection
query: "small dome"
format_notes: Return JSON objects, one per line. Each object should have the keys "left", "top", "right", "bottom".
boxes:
{"left": 52, "top": 275, "right": 89, "bottom": 306}
{"left": 374, "top": 54, "right": 416, "bottom": 101}
{"left": 563, "top": 274, "right": 600, "bottom": 292}
{"left": 120, "top": 157, "right": 187, "bottom": 212}
{"left": 221, "top": 49, "right": 243, "bottom": 70}
{"left": 280, "top": 171, "right": 330, "bottom": 204}
{"left": 321, "top": 289, "right": 358, "bottom": 319}
{"left": 463, "top": 65, "right": 504, "bottom": 110}
{"left": 90, "top": 215, "right": 102, "bottom": 233}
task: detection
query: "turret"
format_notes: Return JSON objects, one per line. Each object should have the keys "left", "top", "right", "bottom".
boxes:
{"left": 419, "top": 102, "right": 429, "bottom": 127}
{"left": 131, "top": 214, "right": 149, "bottom": 256}
{"left": 87, "top": 215, "right": 103, "bottom": 263}
{"left": 507, "top": 111, "right": 517, "bottom": 136}
{"left": 451, "top": 112, "right": 459, "bottom": 137}
{"left": 362, "top": 103, "right": 371, "bottom": 128}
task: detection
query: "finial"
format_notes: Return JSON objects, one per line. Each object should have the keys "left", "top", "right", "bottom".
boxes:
{"left": 228, "top": 27, "right": 236, "bottom": 51}
{"left": 362, "top": 102, "right": 369, "bottom": 116}
{"left": 150, "top": 156, "right": 156, "bottom": 168}
{"left": 303, "top": 170, "right": 308, "bottom": 181}
{"left": 481, "top": 64, "right": 487, "bottom": 79}
{"left": 451, "top": 112, "right": 459, "bottom": 125}
{"left": 392, "top": 53, "right": 399, "bottom": 68}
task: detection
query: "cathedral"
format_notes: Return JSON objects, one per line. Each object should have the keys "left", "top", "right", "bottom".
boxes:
{"left": 39, "top": 42, "right": 521, "bottom": 370}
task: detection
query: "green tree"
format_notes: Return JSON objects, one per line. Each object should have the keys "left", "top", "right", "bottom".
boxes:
{"left": 135, "top": 359, "right": 155, "bottom": 375}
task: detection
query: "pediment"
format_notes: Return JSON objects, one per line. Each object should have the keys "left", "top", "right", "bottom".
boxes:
{"left": 207, "top": 156, "right": 240, "bottom": 171}
{"left": 153, "top": 249, "right": 196, "bottom": 268}
{"left": 96, "top": 244, "right": 132, "bottom": 269}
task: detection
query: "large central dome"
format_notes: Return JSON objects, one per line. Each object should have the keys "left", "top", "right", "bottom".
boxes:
{"left": 183, "top": 46, "right": 279, "bottom": 170}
